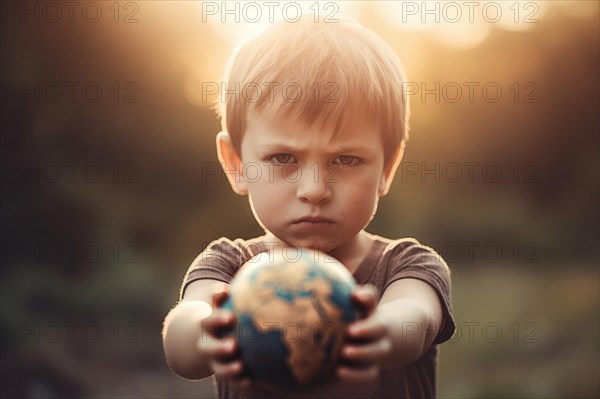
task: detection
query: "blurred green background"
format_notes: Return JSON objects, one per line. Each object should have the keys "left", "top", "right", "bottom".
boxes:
{"left": 1, "top": 1, "right": 598, "bottom": 398}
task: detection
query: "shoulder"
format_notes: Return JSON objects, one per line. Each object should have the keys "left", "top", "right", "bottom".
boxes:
{"left": 372, "top": 235, "right": 457, "bottom": 344}
{"left": 179, "top": 236, "right": 268, "bottom": 300}
{"left": 366, "top": 234, "right": 451, "bottom": 285}
{"left": 370, "top": 234, "right": 446, "bottom": 265}
{"left": 190, "top": 236, "right": 268, "bottom": 268}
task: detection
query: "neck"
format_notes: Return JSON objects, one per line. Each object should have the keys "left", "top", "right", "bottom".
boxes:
{"left": 327, "top": 231, "right": 374, "bottom": 273}
{"left": 262, "top": 231, "right": 374, "bottom": 273}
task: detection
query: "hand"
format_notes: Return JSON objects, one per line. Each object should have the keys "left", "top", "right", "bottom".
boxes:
{"left": 199, "top": 284, "right": 251, "bottom": 390}
{"left": 336, "top": 284, "right": 393, "bottom": 383}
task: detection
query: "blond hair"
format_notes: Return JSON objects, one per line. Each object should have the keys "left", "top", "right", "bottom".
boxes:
{"left": 216, "top": 15, "right": 410, "bottom": 165}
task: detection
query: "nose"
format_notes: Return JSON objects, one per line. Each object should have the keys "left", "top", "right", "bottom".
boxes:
{"left": 296, "top": 165, "right": 332, "bottom": 204}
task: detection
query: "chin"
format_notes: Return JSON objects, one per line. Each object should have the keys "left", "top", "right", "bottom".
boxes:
{"left": 286, "top": 237, "right": 338, "bottom": 253}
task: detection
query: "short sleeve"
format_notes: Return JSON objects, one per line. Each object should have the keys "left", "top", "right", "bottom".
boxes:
{"left": 384, "top": 240, "right": 456, "bottom": 344}
{"left": 178, "top": 238, "right": 264, "bottom": 301}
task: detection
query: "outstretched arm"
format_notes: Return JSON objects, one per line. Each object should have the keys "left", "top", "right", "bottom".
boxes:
{"left": 162, "top": 279, "right": 219, "bottom": 379}
{"left": 162, "top": 280, "right": 250, "bottom": 388}
{"left": 337, "top": 278, "right": 443, "bottom": 381}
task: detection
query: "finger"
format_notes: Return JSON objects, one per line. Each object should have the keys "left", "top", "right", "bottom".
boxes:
{"left": 336, "top": 364, "right": 379, "bottom": 383}
{"left": 210, "top": 358, "right": 252, "bottom": 391}
{"left": 206, "top": 309, "right": 236, "bottom": 327}
{"left": 212, "top": 283, "right": 230, "bottom": 308}
{"left": 200, "top": 335, "right": 237, "bottom": 359}
{"left": 211, "top": 359, "right": 244, "bottom": 379}
{"left": 201, "top": 313, "right": 236, "bottom": 342}
{"left": 352, "top": 285, "right": 378, "bottom": 317}
{"left": 346, "top": 317, "right": 387, "bottom": 341}
{"left": 340, "top": 338, "right": 393, "bottom": 363}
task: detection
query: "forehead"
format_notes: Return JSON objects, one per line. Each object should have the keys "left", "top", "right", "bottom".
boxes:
{"left": 242, "top": 114, "right": 383, "bottom": 153}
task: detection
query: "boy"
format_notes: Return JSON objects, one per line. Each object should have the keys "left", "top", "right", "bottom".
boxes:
{"left": 163, "top": 15, "right": 456, "bottom": 399}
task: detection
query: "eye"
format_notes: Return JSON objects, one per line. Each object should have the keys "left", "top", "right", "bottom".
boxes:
{"left": 333, "top": 155, "right": 361, "bottom": 166}
{"left": 269, "top": 154, "right": 295, "bottom": 164}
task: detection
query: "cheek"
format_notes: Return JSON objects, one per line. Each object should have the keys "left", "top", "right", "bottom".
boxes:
{"left": 344, "top": 175, "right": 380, "bottom": 210}
{"left": 247, "top": 179, "right": 290, "bottom": 212}
{"left": 341, "top": 172, "right": 381, "bottom": 196}
{"left": 353, "top": 193, "right": 378, "bottom": 214}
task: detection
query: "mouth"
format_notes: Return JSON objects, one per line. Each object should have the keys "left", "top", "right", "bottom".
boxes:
{"left": 292, "top": 216, "right": 335, "bottom": 225}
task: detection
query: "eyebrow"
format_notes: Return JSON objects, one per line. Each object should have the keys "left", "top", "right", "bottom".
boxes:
{"left": 257, "top": 143, "right": 375, "bottom": 156}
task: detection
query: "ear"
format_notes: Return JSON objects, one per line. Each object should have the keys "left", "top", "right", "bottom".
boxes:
{"left": 379, "top": 144, "right": 405, "bottom": 196}
{"left": 216, "top": 131, "right": 248, "bottom": 195}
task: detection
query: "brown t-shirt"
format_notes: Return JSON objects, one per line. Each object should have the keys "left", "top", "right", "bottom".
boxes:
{"left": 180, "top": 235, "right": 456, "bottom": 399}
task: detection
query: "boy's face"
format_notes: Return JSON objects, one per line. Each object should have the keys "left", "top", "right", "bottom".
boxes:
{"left": 219, "top": 115, "right": 401, "bottom": 252}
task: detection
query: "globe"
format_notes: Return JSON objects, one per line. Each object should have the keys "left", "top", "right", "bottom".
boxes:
{"left": 222, "top": 248, "right": 358, "bottom": 392}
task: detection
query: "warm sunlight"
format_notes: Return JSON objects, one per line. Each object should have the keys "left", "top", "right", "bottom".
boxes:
{"left": 200, "top": 1, "right": 557, "bottom": 49}
{"left": 376, "top": 1, "right": 548, "bottom": 48}
{"left": 200, "top": 1, "right": 357, "bottom": 44}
